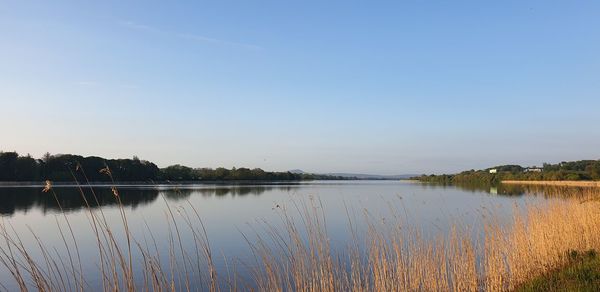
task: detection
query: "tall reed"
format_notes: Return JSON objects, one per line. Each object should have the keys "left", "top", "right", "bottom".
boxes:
{"left": 247, "top": 194, "right": 600, "bottom": 291}
{"left": 1, "top": 180, "right": 600, "bottom": 291}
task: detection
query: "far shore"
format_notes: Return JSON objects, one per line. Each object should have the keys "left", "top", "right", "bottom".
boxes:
{"left": 0, "top": 179, "right": 396, "bottom": 188}
{"left": 502, "top": 180, "right": 600, "bottom": 187}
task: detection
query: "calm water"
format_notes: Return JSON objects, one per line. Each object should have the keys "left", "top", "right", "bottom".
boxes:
{"left": 0, "top": 181, "right": 564, "bottom": 290}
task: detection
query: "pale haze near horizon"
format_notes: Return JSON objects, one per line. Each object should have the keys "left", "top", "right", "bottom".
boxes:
{"left": 1, "top": 1, "right": 599, "bottom": 175}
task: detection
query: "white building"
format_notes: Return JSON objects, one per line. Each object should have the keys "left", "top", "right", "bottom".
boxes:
{"left": 489, "top": 169, "right": 497, "bottom": 174}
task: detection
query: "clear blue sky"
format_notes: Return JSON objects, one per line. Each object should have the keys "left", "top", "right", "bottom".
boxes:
{"left": 1, "top": 1, "right": 599, "bottom": 174}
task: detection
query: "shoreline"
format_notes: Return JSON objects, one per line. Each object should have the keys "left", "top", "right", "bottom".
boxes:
{"left": 502, "top": 180, "right": 600, "bottom": 187}
{"left": 0, "top": 179, "right": 400, "bottom": 188}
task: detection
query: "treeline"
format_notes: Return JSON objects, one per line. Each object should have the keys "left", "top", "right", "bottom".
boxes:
{"left": 415, "top": 160, "right": 600, "bottom": 185}
{"left": 0, "top": 151, "right": 343, "bottom": 182}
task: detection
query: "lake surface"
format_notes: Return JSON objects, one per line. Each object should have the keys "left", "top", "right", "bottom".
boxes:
{"left": 0, "top": 181, "right": 568, "bottom": 290}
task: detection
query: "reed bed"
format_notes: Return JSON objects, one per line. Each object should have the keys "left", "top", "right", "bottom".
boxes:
{"left": 501, "top": 183, "right": 600, "bottom": 201}
{"left": 1, "top": 174, "right": 600, "bottom": 291}
{"left": 502, "top": 180, "right": 600, "bottom": 188}
{"left": 247, "top": 195, "right": 600, "bottom": 291}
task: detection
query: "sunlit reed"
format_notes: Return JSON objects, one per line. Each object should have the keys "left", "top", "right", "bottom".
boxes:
{"left": 1, "top": 179, "right": 600, "bottom": 291}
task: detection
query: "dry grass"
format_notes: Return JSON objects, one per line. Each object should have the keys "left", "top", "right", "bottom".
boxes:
{"left": 502, "top": 180, "right": 600, "bottom": 188}
{"left": 502, "top": 184, "right": 600, "bottom": 201}
{"left": 2, "top": 175, "right": 600, "bottom": 291}
{"left": 247, "top": 195, "right": 600, "bottom": 291}
{"left": 0, "top": 166, "right": 221, "bottom": 292}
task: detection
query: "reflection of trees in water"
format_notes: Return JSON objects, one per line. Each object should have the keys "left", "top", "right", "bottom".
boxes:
{"left": 210, "top": 186, "right": 279, "bottom": 197}
{"left": 0, "top": 185, "right": 292, "bottom": 216}
{"left": 418, "top": 182, "right": 497, "bottom": 194}
{"left": 161, "top": 188, "right": 194, "bottom": 201}
{"left": 499, "top": 184, "right": 600, "bottom": 200}
{"left": 0, "top": 187, "right": 159, "bottom": 216}
{"left": 162, "top": 185, "right": 290, "bottom": 199}
{"left": 419, "top": 181, "right": 600, "bottom": 199}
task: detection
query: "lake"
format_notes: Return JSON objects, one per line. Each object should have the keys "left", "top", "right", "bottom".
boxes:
{"left": 0, "top": 181, "right": 570, "bottom": 290}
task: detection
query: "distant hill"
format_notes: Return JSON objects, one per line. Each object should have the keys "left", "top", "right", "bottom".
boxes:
{"left": 325, "top": 173, "right": 417, "bottom": 180}
{"left": 288, "top": 170, "right": 416, "bottom": 180}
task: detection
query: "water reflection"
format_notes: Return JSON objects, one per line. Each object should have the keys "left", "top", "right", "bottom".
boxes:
{"left": 1, "top": 180, "right": 597, "bottom": 291}
{"left": 1, "top": 182, "right": 598, "bottom": 217}
{"left": 419, "top": 181, "right": 600, "bottom": 199}
{"left": 498, "top": 184, "right": 600, "bottom": 200}
{"left": 0, "top": 185, "right": 291, "bottom": 216}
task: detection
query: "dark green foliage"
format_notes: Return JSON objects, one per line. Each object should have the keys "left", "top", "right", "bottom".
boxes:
{"left": 162, "top": 164, "right": 198, "bottom": 181}
{"left": 0, "top": 152, "right": 40, "bottom": 181}
{"left": 0, "top": 151, "right": 345, "bottom": 182}
{"left": 415, "top": 160, "right": 600, "bottom": 185}
{"left": 34, "top": 153, "right": 161, "bottom": 182}
{"left": 495, "top": 165, "right": 524, "bottom": 173}
{"left": 517, "top": 250, "right": 600, "bottom": 292}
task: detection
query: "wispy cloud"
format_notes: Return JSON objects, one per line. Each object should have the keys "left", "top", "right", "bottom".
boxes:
{"left": 120, "top": 20, "right": 262, "bottom": 51}
{"left": 75, "top": 81, "right": 140, "bottom": 89}
{"left": 177, "top": 33, "right": 262, "bottom": 51}
{"left": 120, "top": 21, "right": 163, "bottom": 34}
{"left": 76, "top": 81, "right": 98, "bottom": 86}
{"left": 120, "top": 84, "right": 139, "bottom": 89}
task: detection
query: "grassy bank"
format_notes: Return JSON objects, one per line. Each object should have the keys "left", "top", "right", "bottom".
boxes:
{"left": 2, "top": 177, "right": 600, "bottom": 291}
{"left": 516, "top": 250, "right": 600, "bottom": 291}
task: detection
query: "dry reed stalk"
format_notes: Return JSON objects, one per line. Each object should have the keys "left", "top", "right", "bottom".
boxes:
{"left": 502, "top": 180, "right": 600, "bottom": 188}
{"left": 245, "top": 192, "right": 600, "bottom": 292}
{"left": 2, "top": 179, "right": 600, "bottom": 291}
